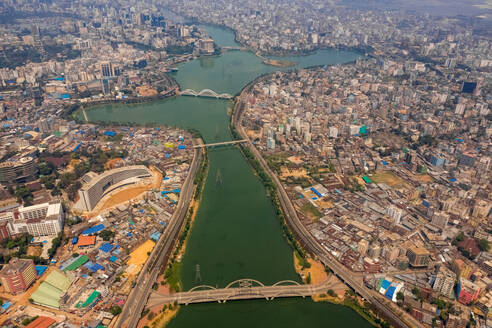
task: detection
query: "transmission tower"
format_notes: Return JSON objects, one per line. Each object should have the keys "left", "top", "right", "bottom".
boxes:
{"left": 216, "top": 169, "right": 223, "bottom": 185}
{"left": 195, "top": 264, "right": 202, "bottom": 283}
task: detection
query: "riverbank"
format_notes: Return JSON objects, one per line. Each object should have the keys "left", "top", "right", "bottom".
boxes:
{"left": 163, "top": 147, "right": 209, "bottom": 292}
{"left": 230, "top": 70, "right": 393, "bottom": 328}
{"left": 81, "top": 26, "right": 373, "bottom": 327}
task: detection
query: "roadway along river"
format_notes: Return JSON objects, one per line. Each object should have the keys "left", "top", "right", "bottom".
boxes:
{"left": 81, "top": 25, "right": 372, "bottom": 327}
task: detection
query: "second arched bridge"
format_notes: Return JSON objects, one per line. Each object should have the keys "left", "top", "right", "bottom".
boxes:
{"left": 180, "top": 88, "right": 233, "bottom": 99}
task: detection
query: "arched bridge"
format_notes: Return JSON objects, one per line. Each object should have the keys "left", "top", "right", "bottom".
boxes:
{"left": 146, "top": 278, "right": 335, "bottom": 308}
{"left": 181, "top": 88, "right": 233, "bottom": 99}
{"left": 193, "top": 140, "right": 247, "bottom": 148}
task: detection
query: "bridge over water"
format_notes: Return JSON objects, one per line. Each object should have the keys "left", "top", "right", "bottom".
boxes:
{"left": 193, "top": 140, "right": 247, "bottom": 148}
{"left": 180, "top": 88, "right": 233, "bottom": 99}
{"left": 146, "top": 278, "right": 335, "bottom": 308}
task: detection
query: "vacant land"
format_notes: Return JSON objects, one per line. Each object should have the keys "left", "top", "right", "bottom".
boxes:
{"left": 293, "top": 252, "right": 328, "bottom": 285}
{"left": 371, "top": 171, "right": 408, "bottom": 189}
{"left": 300, "top": 202, "right": 322, "bottom": 221}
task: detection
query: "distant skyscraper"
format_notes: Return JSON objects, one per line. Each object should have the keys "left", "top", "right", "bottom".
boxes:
{"left": 101, "top": 62, "right": 113, "bottom": 77}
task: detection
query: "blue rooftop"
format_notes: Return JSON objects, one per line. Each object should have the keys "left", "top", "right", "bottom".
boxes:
{"left": 310, "top": 187, "right": 322, "bottom": 198}
{"left": 82, "top": 224, "right": 105, "bottom": 235}
{"left": 84, "top": 261, "right": 104, "bottom": 272}
{"left": 381, "top": 279, "right": 391, "bottom": 290}
{"left": 35, "top": 265, "right": 47, "bottom": 276}
{"left": 99, "top": 243, "right": 114, "bottom": 253}
{"left": 385, "top": 286, "right": 396, "bottom": 300}
{"left": 150, "top": 231, "right": 161, "bottom": 241}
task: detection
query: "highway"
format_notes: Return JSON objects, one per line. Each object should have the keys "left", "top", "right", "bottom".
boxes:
{"left": 233, "top": 96, "right": 416, "bottom": 328}
{"left": 116, "top": 141, "right": 202, "bottom": 328}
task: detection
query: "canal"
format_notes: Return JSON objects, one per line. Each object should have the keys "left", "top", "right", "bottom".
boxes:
{"left": 81, "top": 25, "right": 372, "bottom": 327}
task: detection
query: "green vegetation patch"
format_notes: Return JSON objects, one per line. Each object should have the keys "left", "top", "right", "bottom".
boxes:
{"left": 164, "top": 261, "right": 182, "bottom": 292}
{"left": 300, "top": 202, "right": 322, "bottom": 221}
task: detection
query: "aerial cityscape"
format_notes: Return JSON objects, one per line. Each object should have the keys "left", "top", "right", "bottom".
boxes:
{"left": 0, "top": 0, "right": 490, "bottom": 327}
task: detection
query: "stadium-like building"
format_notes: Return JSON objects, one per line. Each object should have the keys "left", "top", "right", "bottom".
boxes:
{"left": 74, "top": 165, "right": 152, "bottom": 212}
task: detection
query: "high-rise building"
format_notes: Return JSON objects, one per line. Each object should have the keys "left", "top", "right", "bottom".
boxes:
{"left": 386, "top": 205, "right": 404, "bottom": 225}
{"left": 0, "top": 202, "right": 64, "bottom": 237}
{"left": 329, "top": 126, "right": 338, "bottom": 138}
{"left": 431, "top": 212, "right": 449, "bottom": 230}
{"left": 100, "top": 62, "right": 113, "bottom": 77}
{"left": 357, "top": 239, "right": 369, "bottom": 256}
{"left": 407, "top": 246, "right": 430, "bottom": 267}
{"left": 0, "top": 156, "right": 38, "bottom": 184}
{"left": 0, "top": 258, "right": 36, "bottom": 295}
{"left": 433, "top": 268, "right": 456, "bottom": 298}
{"left": 368, "top": 243, "right": 381, "bottom": 259}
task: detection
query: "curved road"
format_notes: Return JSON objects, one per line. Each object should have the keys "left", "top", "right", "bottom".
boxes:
{"left": 116, "top": 142, "right": 202, "bottom": 328}
{"left": 233, "top": 95, "right": 416, "bottom": 328}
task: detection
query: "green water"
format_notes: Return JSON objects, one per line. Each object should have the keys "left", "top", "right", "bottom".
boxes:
{"left": 81, "top": 25, "right": 371, "bottom": 327}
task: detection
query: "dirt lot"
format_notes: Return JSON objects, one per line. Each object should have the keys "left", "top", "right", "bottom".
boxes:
{"left": 371, "top": 171, "right": 409, "bottom": 189}
{"left": 293, "top": 253, "right": 327, "bottom": 285}
{"left": 280, "top": 166, "right": 309, "bottom": 179}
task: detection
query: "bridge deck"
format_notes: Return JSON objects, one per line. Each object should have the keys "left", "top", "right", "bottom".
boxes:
{"left": 193, "top": 140, "right": 247, "bottom": 148}
{"left": 146, "top": 279, "right": 334, "bottom": 308}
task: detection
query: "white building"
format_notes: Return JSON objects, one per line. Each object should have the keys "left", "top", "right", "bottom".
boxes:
{"left": 329, "top": 126, "right": 338, "bottom": 138}
{"left": 0, "top": 202, "right": 64, "bottom": 237}
{"left": 386, "top": 205, "right": 404, "bottom": 225}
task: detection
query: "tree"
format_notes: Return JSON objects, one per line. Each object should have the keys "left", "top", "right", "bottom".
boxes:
{"left": 110, "top": 305, "right": 122, "bottom": 315}
{"left": 327, "top": 289, "right": 337, "bottom": 297}
{"left": 432, "top": 298, "right": 446, "bottom": 310}
{"left": 396, "top": 291, "right": 404, "bottom": 301}
{"left": 479, "top": 239, "right": 490, "bottom": 252}
{"left": 452, "top": 232, "right": 465, "bottom": 245}
{"left": 99, "top": 229, "right": 115, "bottom": 241}
{"left": 15, "top": 185, "right": 33, "bottom": 205}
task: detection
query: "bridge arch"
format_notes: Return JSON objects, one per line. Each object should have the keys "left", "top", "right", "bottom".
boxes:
{"left": 269, "top": 290, "right": 307, "bottom": 300}
{"left": 181, "top": 88, "right": 232, "bottom": 99}
{"left": 222, "top": 289, "right": 266, "bottom": 303}
{"left": 225, "top": 278, "right": 265, "bottom": 289}
{"left": 188, "top": 285, "right": 217, "bottom": 292}
{"left": 181, "top": 89, "right": 198, "bottom": 96}
{"left": 272, "top": 280, "right": 302, "bottom": 287}
{"left": 198, "top": 89, "right": 219, "bottom": 98}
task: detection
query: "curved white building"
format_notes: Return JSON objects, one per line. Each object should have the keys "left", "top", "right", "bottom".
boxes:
{"left": 74, "top": 165, "right": 152, "bottom": 212}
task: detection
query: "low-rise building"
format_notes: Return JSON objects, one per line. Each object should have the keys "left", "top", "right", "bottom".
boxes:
{"left": 457, "top": 278, "right": 480, "bottom": 305}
